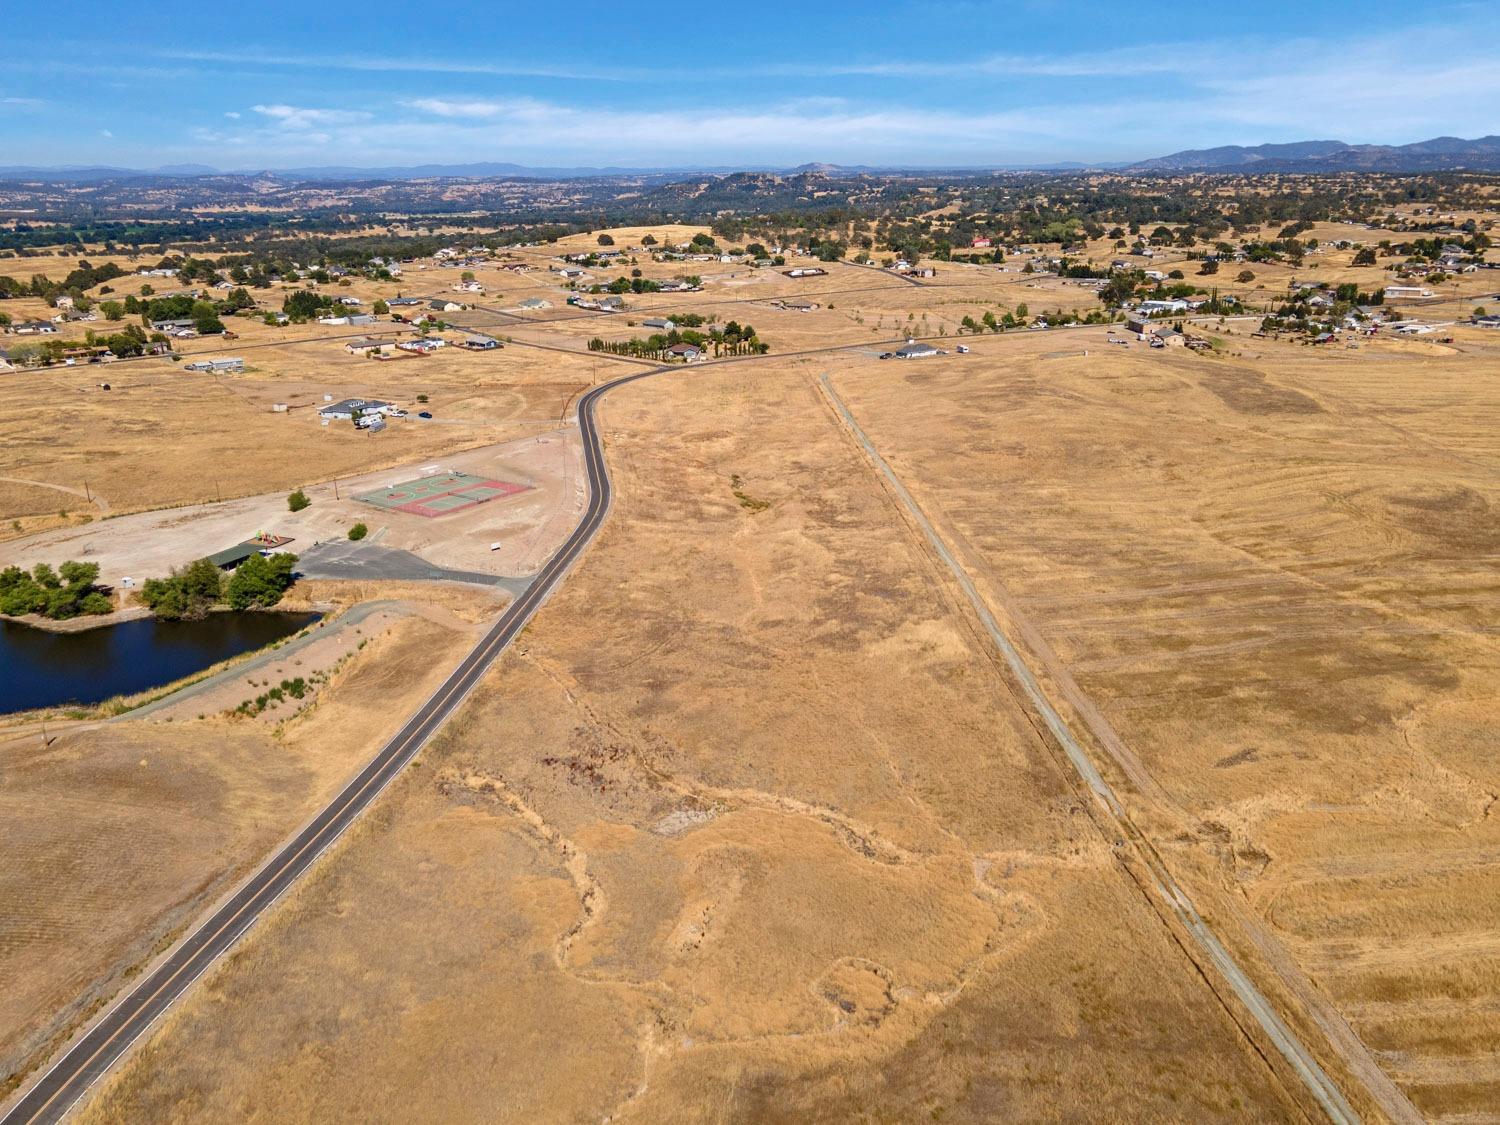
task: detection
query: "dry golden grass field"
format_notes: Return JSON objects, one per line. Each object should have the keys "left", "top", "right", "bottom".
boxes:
{"left": 0, "top": 601, "right": 479, "bottom": 1102}
{"left": 826, "top": 330, "right": 1500, "bottom": 1121}
{"left": 74, "top": 358, "right": 1312, "bottom": 1124}
{"left": 5, "top": 219, "right": 1500, "bottom": 1123}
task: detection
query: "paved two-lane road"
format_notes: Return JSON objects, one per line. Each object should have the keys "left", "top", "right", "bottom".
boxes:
{"left": 0, "top": 364, "right": 666, "bottom": 1125}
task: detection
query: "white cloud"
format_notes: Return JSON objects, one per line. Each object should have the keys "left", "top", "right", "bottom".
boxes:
{"left": 251, "top": 103, "right": 371, "bottom": 129}
{"left": 401, "top": 98, "right": 508, "bottom": 119}
{"left": 160, "top": 48, "right": 628, "bottom": 82}
{"left": 1, "top": 95, "right": 44, "bottom": 107}
{"left": 154, "top": 20, "right": 1500, "bottom": 167}
{"left": 224, "top": 110, "right": 240, "bottom": 119}
{"left": 99, "top": 129, "right": 113, "bottom": 138}
{"left": 201, "top": 95, "right": 1165, "bottom": 167}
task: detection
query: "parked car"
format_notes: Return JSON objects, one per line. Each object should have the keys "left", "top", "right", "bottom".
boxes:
{"left": 956, "top": 345, "right": 969, "bottom": 354}
{"left": 417, "top": 411, "right": 433, "bottom": 419}
{"left": 878, "top": 352, "right": 894, "bottom": 360}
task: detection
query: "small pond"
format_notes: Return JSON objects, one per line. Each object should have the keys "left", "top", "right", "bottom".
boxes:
{"left": 0, "top": 612, "right": 319, "bottom": 714}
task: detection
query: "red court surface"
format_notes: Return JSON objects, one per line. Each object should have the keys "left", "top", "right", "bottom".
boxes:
{"left": 355, "top": 473, "right": 532, "bottom": 518}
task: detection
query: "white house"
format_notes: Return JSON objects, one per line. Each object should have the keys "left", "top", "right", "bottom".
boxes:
{"left": 318, "top": 397, "right": 393, "bottom": 421}
{"left": 183, "top": 357, "right": 245, "bottom": 373}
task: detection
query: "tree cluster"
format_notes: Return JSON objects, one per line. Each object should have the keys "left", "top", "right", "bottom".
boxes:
{"left": 139, "top": 553, "right": 298, "bottom": 620}
{"left": 0, "top": 561, "right": 112, "bottom": 619}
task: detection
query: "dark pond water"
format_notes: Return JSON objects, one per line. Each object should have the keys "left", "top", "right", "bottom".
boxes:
{"left": 0, "top": 612, "right": 319, "bottom": 714}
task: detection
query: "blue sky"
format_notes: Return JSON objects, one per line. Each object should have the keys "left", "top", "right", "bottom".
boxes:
{"left": 3, "top": 0, "right": 1498, "bottom": 169}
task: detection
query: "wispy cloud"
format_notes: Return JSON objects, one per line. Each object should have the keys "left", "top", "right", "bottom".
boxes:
{"left": 158, "top": 47, "right": 630, "bottom": 82}
{"left": 252, "top": 103, "right": 372, "bottom": 129}
{"left": 400, "top": 98, "right": 510, "bottom": 119}
{"left": 1, "top": 95, "right": 45, "bottom": 107}
{"left": 200, "top": 96, "right": 1171, "bottom": 166}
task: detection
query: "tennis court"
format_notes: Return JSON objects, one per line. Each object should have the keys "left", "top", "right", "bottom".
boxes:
{"left": 354, "top": 472, "right": 532, "bottom": 518}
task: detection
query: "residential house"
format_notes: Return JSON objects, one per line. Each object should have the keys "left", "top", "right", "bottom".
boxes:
{"left": 894, "top": 342, "right": 939, "bottom": 359}
{"left": 1135, "top": 299, "right": 1189, "bottom": 315}
{"left": 11, "top": 321, "right": 58, "bottom": 335}
{"left": 1384, "top": 285, "right": 1434, "bottom": 300}
{"left": 318, "top": 398, "right": 393, "bottom": 421}
{"left": 183, "top": 357, "right": 245, "bottom": 373}
{"left": 666, "top": 343, "right": 702, "bottom": 361}
{"left": 428, "top": 299, "right": 465, "bottom": 313}
{"left": 463, "top": 334, "right": 500, "bottom": 350}
{"left": 775, "top": 298, "right": 819, "bottom": 312}
{"left": 343, "top": 337, "right": 390, "bottom": 353}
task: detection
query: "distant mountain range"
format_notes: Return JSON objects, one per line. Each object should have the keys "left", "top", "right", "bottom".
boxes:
{"left": 4, "top": 135, "right": 1500, "bottom": 183}
{"left": 1125, "top": 135, "right": 1500, "bottom": 173}
{"left": 0, "top": 161, "right": 756, "bottom": 182}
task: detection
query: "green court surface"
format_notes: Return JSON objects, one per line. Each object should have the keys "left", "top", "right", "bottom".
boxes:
{"left": 353, "top": 472, "right": 532, "bottom": 519}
